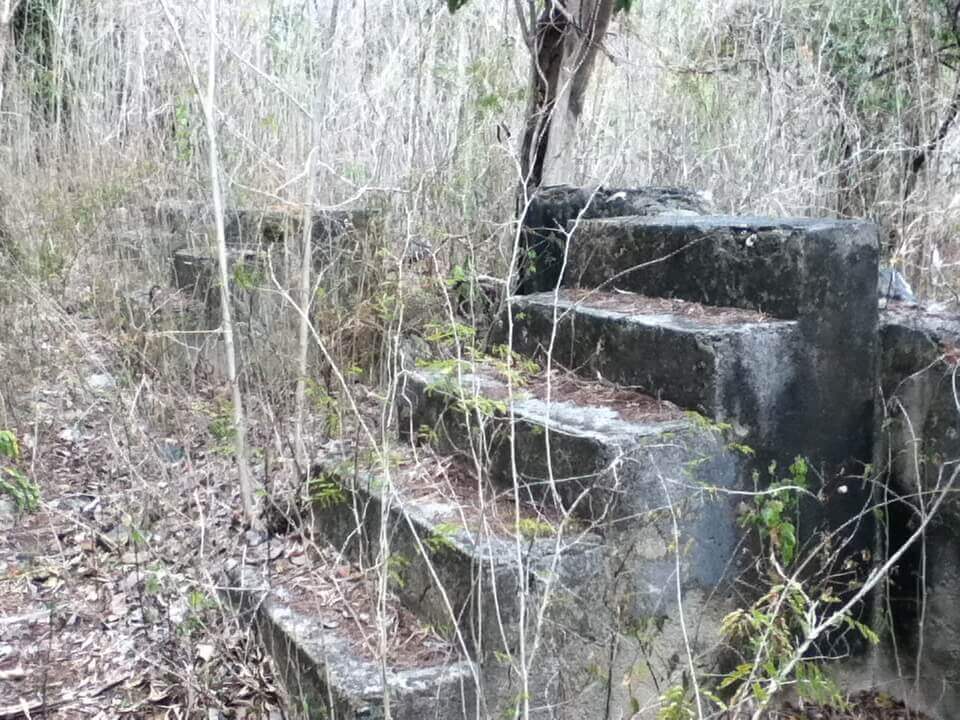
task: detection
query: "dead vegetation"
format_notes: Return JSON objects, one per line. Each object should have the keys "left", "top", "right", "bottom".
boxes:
{"left": 2, "top": 0, "right": 960, "bottom": 718}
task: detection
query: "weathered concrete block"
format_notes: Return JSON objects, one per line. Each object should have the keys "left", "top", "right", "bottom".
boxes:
{"left": 507, "top": 289, "right": 800, "bottom": 444}
{"left": 518, "top": 185, "right": 712, "bottom": 294}
{"left": 146, "top": 199, "right": 378, "bottom": 248}
{"left": 224, "top": 572, "right": 475, "bottom": 719}
{"left": 563, "top": 215, "right": 879, "bottom": 475}
{"left": 172, "top": 245, "right": 265, "bottom": 329}
{"left": 395, "top": 362, "right": 751, "bottom": 715}
{"left": 306, "top": 456, "right": 583, "bottom": 657}
{"left": 108, "top": 228, "right": 179, "bottom": 262}
{"left": 396, "top": 363, "right": 745, "bottom": 594}
{"left": 875, "top": 305, "right": 960, "bottom": 716}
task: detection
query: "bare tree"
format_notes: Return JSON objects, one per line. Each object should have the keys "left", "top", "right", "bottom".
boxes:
{"left": 518, "top": 0, "right": 615, "bottom": 190}
{"left": 160, "top": 0, "right": 259, "bottom": 528}
{"left": 0, "top": 0, "right": 22, "bottom": 110}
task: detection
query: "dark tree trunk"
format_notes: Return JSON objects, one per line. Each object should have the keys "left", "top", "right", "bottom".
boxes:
{"left": 518, "top": 0, "right": 614, "bottom": 194}
{"left": 519, "top": 3, "right": 567, "bottom": 191}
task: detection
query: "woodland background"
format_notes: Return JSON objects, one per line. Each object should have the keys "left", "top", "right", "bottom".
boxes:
{"left": 1, "top": 1, "right": 959, "bottom": 718}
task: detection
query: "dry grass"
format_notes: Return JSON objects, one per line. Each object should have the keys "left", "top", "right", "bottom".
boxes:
{"left": 1, "top": 0, "right": 959, "bottom": 718}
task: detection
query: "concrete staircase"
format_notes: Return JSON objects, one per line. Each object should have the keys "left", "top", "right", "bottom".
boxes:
{"left": 220, "top": 188, "right": 881, "bottom": 718}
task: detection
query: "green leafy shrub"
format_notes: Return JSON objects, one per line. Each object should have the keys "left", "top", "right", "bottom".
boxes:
{"left": 0, "top": 430, "right": 40, "bottom": 513}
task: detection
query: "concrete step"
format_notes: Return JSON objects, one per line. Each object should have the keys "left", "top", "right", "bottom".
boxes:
{"left": 223, "top": 565, "right": 475, "bottom": 719}
{"left": 560, "top": 214, "right": 879, "bottom": 473}
{"left": 518, "top": 184, "right": 712, "bottom": 294}
{"left": 562, "top": 214, "right": 877, "bottom": 318}
{"left": 507, "top": 289, "right": 799, "bottom": 432}
{"left": 395, "top": 360, "right": 749, "bottom": 713}
{"left": 144, "top": 199, "right": 378, "bottom": 246}
{"left": 307, "top": 449, "right": 601, "bottom": 658}
{"left": 396, "top": 359, "right": 741, "bottom": 527}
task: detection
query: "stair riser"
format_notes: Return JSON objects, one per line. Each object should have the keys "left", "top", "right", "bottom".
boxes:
{"left": 518, "top": 185, "right": 712, "bottom": 294}
{"left": 398, "top": 373, "right": 631, "bottom": 516}
{"left": 565, "top": 217, "right": 876, "bottom": 317}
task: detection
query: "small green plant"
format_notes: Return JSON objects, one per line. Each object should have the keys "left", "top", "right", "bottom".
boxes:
{"left": 207, "top": 403, "right": 235, "bottom": 443}
{"left": 728, "top": 442, "right": 756, "bottom": 457}
{"left": 177, "top": 589, "right": 215, "bottom": 637}
{"left": 656, "top": 685, "right": 695, "bottom": 720}
{"left": 232, "top": 260, "right": 264, "bottom": 290}
{"left": 144, "top": 568, "right": 164, "bottom": 596}
{"left": 0, "top": 430, "right": 18, "bottom": 459}
{"left": 305, "top": 380, "right": 342, "bottom": 435}
{"left": 424, "top": 522, "right": 459, "bottom": 554}
{"left": 718, "top": 581, "right": 876, "bottom": 710}
{"left": 500, "top": 692, "right": 530, "bottom": 720}
{"left": 517, "top": 517, "right": 554, "bottom": 539}
{"left": 740, "top": 456, "right": 809, "bottom": 565}
{"left": 454, "top": 393, "right": 507, "bottom": 418}
{"left": 425, "top": 320, "right": 476, "bottom": 346}
{"left": 0, "top": 430, "right": 39, "bottom": 513}
{"left": 684, "top": 410, "right": 733, "bottom": 435}
{"left": 417, "top": 424, "right": 439, "bottom": 444}
{"left": 387, "top": 553, "right": 410, "bottom": 588}
{"left": 308, "top": 472, "right": 347, "bottom": 509}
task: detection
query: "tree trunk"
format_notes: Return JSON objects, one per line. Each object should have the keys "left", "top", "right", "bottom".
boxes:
{"left": 0, "top": 1, "right": 22, "bottom": 113}
{"left": 518, "top": 0, "right": 614, "bottom": 192}
{"left": 204, "top": 0, "right": 258, "bottom": 528}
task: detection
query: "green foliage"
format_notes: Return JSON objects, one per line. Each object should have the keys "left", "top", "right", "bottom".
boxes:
{"left": 417, "top": 424, "right": 439, "bottom": 444}
{"left": 232, "top": 260, "right": 264, "bottom": 290}
{"left": 455, "top": 393, "right": 507, "bottom": 418}
{"left": 740, "top": 457, "right": 809, "bottom": 566}
{"left": 178, "top": 589, "right": 216, "bottom": 637}
{"left": 517, "top": 517, "right": 554, "bottom": 539}
{"left": 308, "top": 472, "right": 347, "bottom": 509}
{"left": 684, "top": 410, "right": 733, "bottom": 435}
{"left": 207, "top": 404, "right": 235, "bottom": 444}
{"left": 424, "top": 522, "right": 460, "bottom": 554}
{"left": 657, "top": 685, "right": 695, "bottom": 720}
{"left": 305, "top": 380, "right": 342, "bottom": 436}
{"left": 0, "top": 430, "right": 19, "bottom": 460}
{"left": 387, "top": 553, "right": 410, "bottom": 588}
{"left": 425, "top": 320, "right": 476, "bottom": 346}
{"left": 0, "top": 430, "right": 39, "bottom": 513}
{"left": 718, "top": 579, "right": 876, "bottom": 710}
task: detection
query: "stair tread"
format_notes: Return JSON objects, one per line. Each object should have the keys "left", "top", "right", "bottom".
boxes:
{"left": 318, "top": 447, "right": 579, "bottom": 557}
{"left": 514, "top": 289, "right": 797, "bottom": 331}
{"left": 388, "top": 452, "right": 573, "bottom": 547}
{"left": 309, "top": 445, "right": 600, "bottom": 655}
{"left": 225, "top": 564, "right": 473, "bottom": 717}
{"left": 410, "top": 360, "right": 690, "bottom": 443}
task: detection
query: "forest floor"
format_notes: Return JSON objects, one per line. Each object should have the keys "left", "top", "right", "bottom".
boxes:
{"left": 0, "top": 294, "right": 289, "bottom": 718}
{"left": 0, "top": 284, "right": 937, "bottom": 719}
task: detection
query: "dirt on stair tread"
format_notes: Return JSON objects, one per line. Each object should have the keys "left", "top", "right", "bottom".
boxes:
{"left": 263, "top": 544, "right": 457, "bottom": 671}
{"left": 444, "top": 359, "right": 684, "bottom": 424}
{"left": 526, "top": 370, "right": 684, "bottom": 423}
{"left": 553, "top": 287, "right": 775, "bottom": 325}
{"left": 390, "top": 452, "right": 567, "bottom": 536}
{"left": 769, "top": 690, "right": 934, "bottom": 719}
